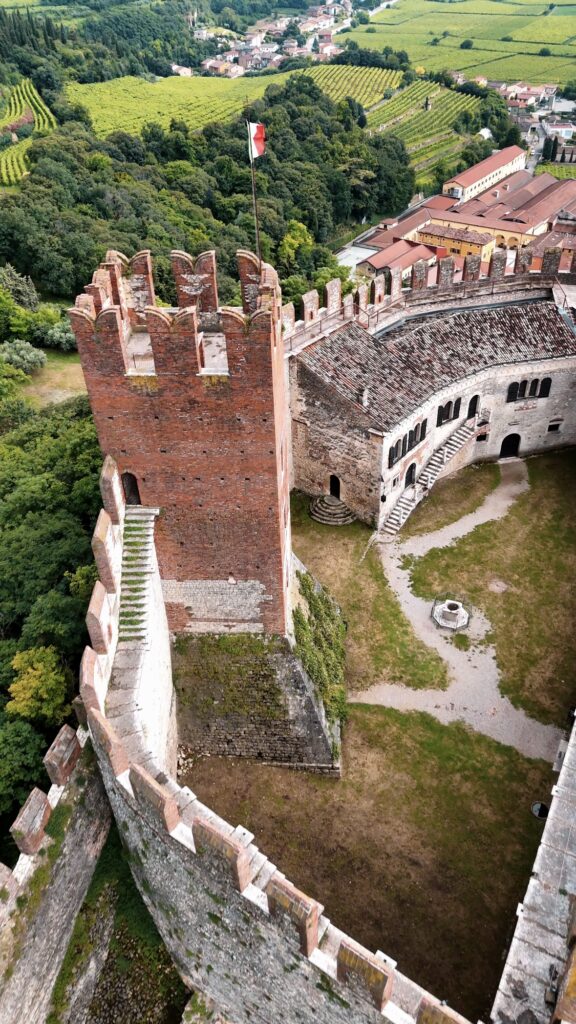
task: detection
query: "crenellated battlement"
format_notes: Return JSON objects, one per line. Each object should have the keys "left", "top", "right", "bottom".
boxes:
{"left": 69, "top": 249, "right": 292, "bottom": 636}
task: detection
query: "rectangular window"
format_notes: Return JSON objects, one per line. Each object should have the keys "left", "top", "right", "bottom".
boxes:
{"left": 393, "top": 476, "right": 399, "bottom": 488}
{"left": 548, "top": 422, "right": 561, "bottom": 433}
{"left": 477, "top": 433, "right": 488, "bottom": 442}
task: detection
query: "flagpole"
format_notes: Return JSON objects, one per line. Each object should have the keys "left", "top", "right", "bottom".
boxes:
{"left": 246, "top": 120, "right": 263, "bottom": 272}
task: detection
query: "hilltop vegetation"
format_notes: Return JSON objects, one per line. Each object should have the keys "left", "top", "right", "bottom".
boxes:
{"left": 0, "top": 75, "right": 415, "bottom": 299}
{"left": 66, "top": 64, "right": 404, "bottom": 137}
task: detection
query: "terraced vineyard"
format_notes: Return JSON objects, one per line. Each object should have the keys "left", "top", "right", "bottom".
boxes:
{"left": 0, "top": 79, "right": 56, "bottom": 185}
{"left": 0, "top": 137, "right": 32, "bottom": 185}
{"left": 66, "top": 65, "right": 404, "bottom": 137}
{"left": 0, "top": 78, "right": 55, "bottom": 131}
{"left": 367, "top": 82, "right": 480, "bottom": 185}
{"left": 308, "top": 64, "right": 402, "bottom": 106}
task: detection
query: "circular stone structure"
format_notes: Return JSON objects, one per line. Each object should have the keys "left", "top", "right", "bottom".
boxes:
{"left": 432, "top": 598, "right": 470, "bottom": 631}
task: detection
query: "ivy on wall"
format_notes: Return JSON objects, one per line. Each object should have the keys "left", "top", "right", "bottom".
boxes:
{"left": 293, "top": 571, "right": 347, "bottom": 723}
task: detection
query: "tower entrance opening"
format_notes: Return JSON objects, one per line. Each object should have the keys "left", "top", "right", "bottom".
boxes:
{"left": 122, "top": 472, "right": 141, "bottom": 505}
{"left": 500, "top": 434, "right": 520, "bottom": 458}
{"left": 329, "top": 474, "right": 341, "bottom": 500}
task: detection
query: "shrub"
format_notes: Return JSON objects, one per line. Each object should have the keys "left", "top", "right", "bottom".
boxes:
{"left": 460, "top": 39, "right": 473, "bottom": 49}
{"left": 0, "top": 339, "right": 46, "bottom": 374}
{"left": 293, "top": 571, "right": 347, "bottom": 722}
{"left": 41, "top": 320, "right": 77, "bottom": 352}
{"left": 0, "top": 264, "right": 39, "bottom": 310}
{"left": 539, "top": 47, "right": 551, "bottom": 56}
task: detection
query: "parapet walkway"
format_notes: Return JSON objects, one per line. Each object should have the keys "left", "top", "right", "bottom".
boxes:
{"left": 351, "top": 460, "right": 562, "bottom": 762}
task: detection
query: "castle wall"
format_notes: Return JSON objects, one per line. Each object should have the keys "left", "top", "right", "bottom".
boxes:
{"left": 0, "top": 734, "right": 111, "bottom": 1024}
{"left": 81, "top": 457, "right": 464, "bottom": 1024}
{"left": 290, "top": 361, "right": 383, "bottom": 525}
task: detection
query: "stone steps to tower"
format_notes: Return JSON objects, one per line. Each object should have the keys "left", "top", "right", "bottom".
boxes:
{"left": 382, "top": 421, "right": 475, "bottom": 536}
{"left": 309, "top": 495, "right": 356, "bottom": 526}
{"left": 117, "top": 506, "right": 159, "bottom": 645}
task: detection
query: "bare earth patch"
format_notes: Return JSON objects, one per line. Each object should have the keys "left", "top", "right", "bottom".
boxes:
{"left": 22, "top": 351, "right": 86, "bottom": 407}
{"left": 407, "top": 452, "right": 576, "bottom": 726}
{"left": 186, "top": 706, "right": 552, "bottom": 1022}
{"left": 400, "top": 463, "right": 501, "bottom": 539}
{"left": 291, "top": 494, "right": 447, "bottom": 691}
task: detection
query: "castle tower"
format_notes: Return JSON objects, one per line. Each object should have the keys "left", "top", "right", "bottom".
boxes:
{"left": 69, "top": 248, "right": 291, "bottom": 635}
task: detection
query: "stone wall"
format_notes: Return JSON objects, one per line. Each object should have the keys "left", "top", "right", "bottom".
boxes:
{"left": 290, "top": 361, "right": 383, "bottom": 525}
{"left": 0, "top": 731, "right": 111, "bottom": 1024}
{"left": 174, "top": 634, "right": 337, "bottom": 769}
{"left": 80, "top": 457, "right": 468, "bottom": 1024}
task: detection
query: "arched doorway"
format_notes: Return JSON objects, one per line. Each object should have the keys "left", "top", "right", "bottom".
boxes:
{"left": 405, "top": 463, "right": 416, "bottom": 488}
{"left": 467, "top": 394, "right": 479, "bottom": 418}
{"left": 329, "top": 474, "right": 341, "bottom": 500}
{"left": 500, "top": 434, "right": 520, "bottom": 458}
{"left": 122, "top": 472, "right": 141, "bottom": 505}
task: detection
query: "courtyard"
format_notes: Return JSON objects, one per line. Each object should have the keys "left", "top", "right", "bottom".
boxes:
{"left": 186, "top": 449, "right": 576, "bottom": 1020}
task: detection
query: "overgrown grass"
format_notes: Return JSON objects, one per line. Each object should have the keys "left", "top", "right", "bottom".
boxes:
{"left": 407, "top": 452, "right": 576, "bottom": 725}
{"left": 293, "top": 571, "right": 347, "bottom": 721}
{"left": 291, "top": 492, "right": 447, "bottom": 690}
{"left": 190, "top": 704, "right": 552, "bottom": 1020}
{"left": 48, "top": 825, "right": 187, "bottom": 1024}
{"left": 22, "top": 350, "right": 85, "bottom": 408}
{"left": 400, "top": 463, "right": 500, "bottom": 538}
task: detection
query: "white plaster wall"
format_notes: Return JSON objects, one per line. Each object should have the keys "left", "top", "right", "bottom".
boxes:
{"left": 378, "top": 355, "right": 576, "bottom": 526}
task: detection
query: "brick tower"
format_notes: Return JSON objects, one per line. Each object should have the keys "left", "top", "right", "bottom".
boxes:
{"left": 69, "top": 248, "right": 291, "bottom": 635}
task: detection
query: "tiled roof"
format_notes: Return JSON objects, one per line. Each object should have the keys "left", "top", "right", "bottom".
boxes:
{"left": 419, "top": 223, "right": 493, "bottom": 245}
{"left": 445, "top": 146, "right": 525, "bottom": 189}
{"left": 297, "top": 302, "right": 576, "bottom": 432}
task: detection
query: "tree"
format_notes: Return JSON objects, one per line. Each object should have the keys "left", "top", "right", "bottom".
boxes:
{"left": 0, "top": 339, "right": 46, "bottom": 374}
{"left": 0, "top": 264, "right": 38, "bottom": 310}
{"left": 551, "top": 135, "right": 559, "bottom": 161}
{"left": 0, "top": 718, "right": 47, "bottom": 815}
{"left": 543, "top": 135, "right": 554, "bottom": 160}
{"left": 7, "top": 646, "right": 71, "bottom": 726}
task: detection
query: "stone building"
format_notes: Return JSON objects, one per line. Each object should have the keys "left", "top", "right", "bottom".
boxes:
{"left": 290, "top": 302, "right": 576, "bottom": 531}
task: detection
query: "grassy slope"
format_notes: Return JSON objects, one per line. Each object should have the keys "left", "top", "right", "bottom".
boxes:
{"left": 291, "top": 493, "right": 448, "bottom": 690}
{"left": 22, "top": 351, "right": 86, "bottom": 408}
{"left": 407, "top": 452, "right": 576, "bottom": 725}
{"left": 189, "top": 705, "right": 552, "bottom": 1020}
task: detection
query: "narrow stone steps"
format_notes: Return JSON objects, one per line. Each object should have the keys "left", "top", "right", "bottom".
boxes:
{"left": 118, "top": 506, "right": 158, "bottom": 645}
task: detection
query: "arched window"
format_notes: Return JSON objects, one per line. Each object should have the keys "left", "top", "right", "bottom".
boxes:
{"left": 539, "top": 377, "right": 551, "bottom": 398}
{"left": 414, "top": 423, "right": 421, "bottom": 445}
{"left": 444, "top": 401, "right": 453, "bottom": 421}
{"left": 408, "top": 429, "right": 415, "bottom": 450}
{"left": 437, "top": 406, "right": 444, "bottom": 427}
{"left": 453, "top": 398, "right": 461, "bottom": 418}
{"left": 467, "top": 395, "right": 479, "bottom": 418}
{"left": 388, "top": 446, "right": 396, "bottom": 469}
{"left": 518, "top": 380, "right": 527, "bottom": 399}
{"left": 507, "top": 382, "right": 519, "bottom": 403}
{"left": 402, "top": 434, "right": 408, "bottom": 456}
{"left": 529, "top": 379, "right": 539, "bottom": 398}
{"left": 421, "top": 419, "right": 427, "bottom": 440}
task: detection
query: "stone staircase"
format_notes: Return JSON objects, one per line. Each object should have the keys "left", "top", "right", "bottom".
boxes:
{"left": 381, "top": 420, "right": 476, "bottom": 536}
{"left": 118, "top": 506, "right": 159, "bottom": 646}
{"left": 309, "top": 495, "right": 356, "bottom": 526}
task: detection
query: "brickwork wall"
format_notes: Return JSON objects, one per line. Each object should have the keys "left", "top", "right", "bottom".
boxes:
{"left": 69, "top": 250, "right": 290, "bottom": 636}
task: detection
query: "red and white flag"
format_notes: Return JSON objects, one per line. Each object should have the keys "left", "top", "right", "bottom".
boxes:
{"left": 247, "top": 121, "right": 266, "bottom": 161}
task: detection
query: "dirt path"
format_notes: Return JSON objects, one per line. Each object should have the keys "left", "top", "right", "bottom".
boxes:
{"left": 351, "top": 460, "right": 562, "bottom": 762}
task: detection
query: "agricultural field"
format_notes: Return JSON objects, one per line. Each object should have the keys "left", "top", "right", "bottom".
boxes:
{"left": 367, "top": 81, "right": 480, "bottom": 182}
{"left": 341, "top": 0, "right": 576, "bottom": 84}
{"left": 66, "top": 65, "right": 404, "bottom": 137}
{"left": 0, "top": 79, "right": 56, "bottom": 185}
{"left": 536, "top": 162, "right": 576, "bottom": 177}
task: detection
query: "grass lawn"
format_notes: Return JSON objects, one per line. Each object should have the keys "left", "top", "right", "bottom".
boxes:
{"left": 406, "top": 452, "right": 576, "bottom": 726}
{"left": 400, "top": 463, "right": 500, "bottom": 539}
{"left": 22, "top": 350, "right": 86, "bottom": 407}
{"left": 188, "top": 705, "right": 552, "bottom": 1021}
{"left": 291, "top": 493, "right": 448, "bottom": 690}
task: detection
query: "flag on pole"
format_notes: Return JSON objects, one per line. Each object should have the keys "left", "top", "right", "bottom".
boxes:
{"left": 247, "top": 122, "right": 266, "bottom": 162}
